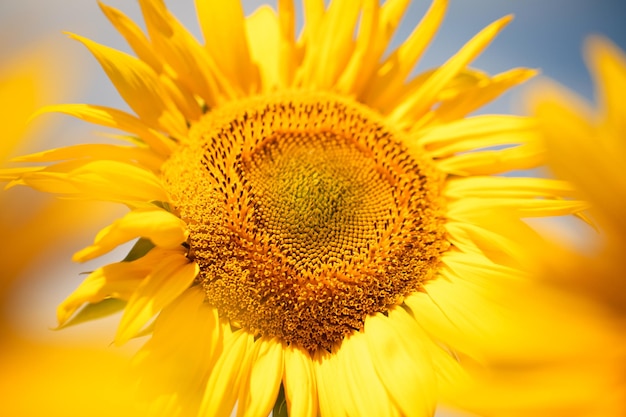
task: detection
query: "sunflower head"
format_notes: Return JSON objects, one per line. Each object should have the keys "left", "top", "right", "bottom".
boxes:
{"left": 164, "top": 91, "right": 448, "bottom": 351}
{"left": 0, "top": 0, "right": 586, "bottom": 416}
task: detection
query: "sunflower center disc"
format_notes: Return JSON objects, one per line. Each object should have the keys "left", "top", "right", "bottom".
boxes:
{"left": 245, "top": 130, "right": 394, "bottom": 273}
{"left": 162, "top": 93, "right": 448, "bottom": 351}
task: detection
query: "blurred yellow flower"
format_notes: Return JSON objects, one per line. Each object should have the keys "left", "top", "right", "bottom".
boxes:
{"left": 0, "top": 44, "right": 143, "bottom": 417}
{"left": 0, "top": 46, "right": 67, "bottom": 291}
{"left": 0, "top": 1, "right": 592, "bottom": 416}
{"left": 453, "top": 36, "right": 626, "bottom": 417}
{"left": 530, "top": 36, "right": 626, "bottom": 415}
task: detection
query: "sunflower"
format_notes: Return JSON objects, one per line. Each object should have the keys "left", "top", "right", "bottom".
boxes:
{"left": 0, "top": 0, "right": 587, "bottom": 416}
{"left": 449, "top": 36, "right": 626, "bottom": 417}
{"left": 533, "top": 36, "right": 626, "bottom": 315}
{"left": 527, "top": 36, "right": 626, "bottom": 415}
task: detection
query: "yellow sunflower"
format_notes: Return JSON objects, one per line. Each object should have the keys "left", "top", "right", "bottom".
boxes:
{"left": 527, "top": 36, "right": 626, "bottom": 415}
{"left": 449, "top": 36, "right": 626, "bottom": 417}
{"left": 0, "top": 0, "right": 588, "bottom": 416}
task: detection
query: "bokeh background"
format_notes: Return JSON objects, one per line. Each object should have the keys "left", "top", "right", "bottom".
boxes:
{"left": 1, "top": 0, "right": 625, "bottom": 416}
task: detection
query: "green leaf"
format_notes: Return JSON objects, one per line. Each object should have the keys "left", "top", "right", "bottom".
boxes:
{"left": 272, "top": 384, "right": 289, "bottom": 417}
{"left": 55, "top": 298, "right": 127, "bottom": 330}
{"left": 122, "top": 237, "right": 155, "bottom": 262}
{"left": 152, "top": 200, "right": 173, "bottom": 212}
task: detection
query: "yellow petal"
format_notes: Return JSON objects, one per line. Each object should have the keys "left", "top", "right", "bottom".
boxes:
{"left": 195, "top": 0, "right": 259, "bottom": 94}
{"left": 364, "top": 308, "right": 437, "bottom": 417}
{"left": 299, "top": 0, "right": 325, "bottom": 47}
{"left": 68, "top": 33, "right": 188, "bottom": 140}
{"left": 70, "top": 160, "right": 167, "bottom": 202}
{"left": 587, "top": 36, "right": 626, "bottom": 133}
{"left": 379, "top": 0, "right": 410, "bottom": 32}
{"left": 436, "top": 140, "right": 545, "bottom": 176}
{"left": 56, "top": 260, "right": 148, "bottom": 325}
{"left": 13, "top": 160, "right": 164, "bottom": 204}
{"left": 98, "top": 1, "right": 163, "bottom": 72}
{"left": 313, "top": 348, "right": 348, "bottom": 417}
{"left": 340, "top": 332, "right": 398, "bottom": 417}
{"left": 13, "top": 143, "right": 165, "bottom": 172}
{"left": 366, "top": 0, "right": 448, "bottom": 108}
{"left": 245, "top": 6, "right": 281, "bottom": 92}
{"left": 116, "top": 252, "right": 198, "bottom": 343}
{"left": 424, "top": 68, "right": 537, "bottom": 126}
{"left": 36, "top": 103, "right": 176, "bottom": 155}
{"left": 277, "top": 0, "right": 297, "bottom": 86}
{"left": 0, "top": 166, "right": 45, "bottom": 183}
{"left": 200, "top": 329, "right": 255, "bottom": 417}
{"left": 427, "top": 340, "right": 471, "bottom": 401}
{"left": 237, "top": 338, "right": 284, "bottom": 417}
{"left": 335, "top": 0, "right": 379, "bottom": 95}
{"left": 388, "top": 15, "right": 512, "bottom": 127}
{"left": 139, "top": 0, "right": 233, "bottom": 108}
{"left": 445, "top": 177, "right": 578, "bottom": 199}
{"left": 404, "top": 290, "right": 483, "bottom": 360}
{"left": 445, "top": 218, "right": 526, "bottom": 260}
{"left": 533, "top": 82, "right": 626, "bottom": 237}
{"left": 298, "top": 0, "right": 362, "bottom": 88}
{"left": 0, "top": 56, "right": 39, "bottom": 160}
{"left": 133, "top": 287, "right": 222, "bottom": 414}
{"left": 73, "top": 207, "right": 188, "bottom": 262}
{"left": 283, "top": 345, "right": 317, "bottom": 417}
{"left": 416, "top": 115, "right": 538, "bottom": 157}
{"left": 56, "top": 247, "right": 175, "bottom": 326}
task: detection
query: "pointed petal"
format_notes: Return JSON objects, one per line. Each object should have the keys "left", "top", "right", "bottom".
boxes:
{"left": 36, "top": 104, "right": 175, "bottom": 155}
{"left": 340, "top": 332, "right": 398, "bottom": 417}
{"left": 98, "top": 1, "right": 163, "bottom": 72}
{"left": 283, "top": 346, "right": 317, "bottom": 417}
{"left": 388, "top": 16, "right": 513, "bottom": 127}
{"left": 245, "top": 6, "right": 281, "bottom": 92}
{"left": 200, "top": 329, "right": 255, "bottom": 417}
{"left": 73, "top": 207, "right": 188, "bottom": 262}
{"left": 366, "top": 0, "right": 448, "bottom": 107}
{"left": 133, "top": 287, "right": 222, "bottom": 414}
{"left": 57, "top": 261, "right": 147, "bottom": 325}
{"left": 277, "top": 0, "right": 297, "bottom": 86}
{"left": 195, "top": 0, "right": 259, "bottom": 94}
{"left": 448, "top": 196, "right": 588, "bottom": 219}
{"left": 299, "top": 0, "right": 325, "bottom": 44}
{"left": 238, "top": 338, "right": 284, "bottom": 417}
{"left": 587, "top": 36, "right": 626, "bottom": 133}
{"left": 365, "top": 308, "right": 437, "bottom": 417}
{"left": 425, "top": 68, "right": 538, "bottom": 126}
{"left": 13, "top": 143, "right": 165, "bottom": 172}
{"left": 436, "top": 141, "right": 545, "bottom": 176}
{"left": 57, "top": 247, "right": 173, "bottom": 325}
{"left": 68, "top": 33, "right": 188, "bottom": 139}
{"left": 533, "top": 79, "right": 626, "bottom": 234}
{"left": 445, "top": 176, "right": 579, "bottom": 199}
{"left": 335, "top": 0, "right": 379, "bottom": 95}
{"left": 379, "top": 0, "right": 411, "bottom": 30}
{"left": 5, "top": 159, "right": 167, "bottom": 204}
{"left": 140, "top": 0, "right": 234, "bottom": 107}
{"left": 313, "top": 348, "right": 348, "bottom": 417}
{"left": 64, "top": 160, "right": 168, "bottom": 202}
{"left": 298, "top": 0, "right": 362, "bottom": 88}
{"left": 116, "top": 252, "right": 198, "bottom": 343}
{"left": 417, "top": 115, "right": 537, "bottom": 157}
